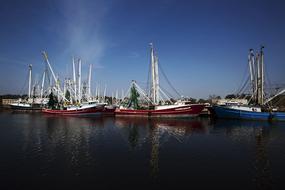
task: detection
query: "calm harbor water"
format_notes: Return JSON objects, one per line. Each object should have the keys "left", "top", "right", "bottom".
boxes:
{"left": 0, "top": 111, "right": 285, "bottom": 189}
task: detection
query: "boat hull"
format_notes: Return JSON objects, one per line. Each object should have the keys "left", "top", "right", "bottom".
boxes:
{"left": 42, "top": 106, "right": 104, "bottom": 116}
{"left": 212, "top": 105, "right": 285, "bottom": 121}
{"left": 272, "top": 112, "right": 285, "bottom": 121}
{"left": 10, "top": 104, "right": 42, "bottom": 112}
{"left": 102, "top": 106, "right": 116, "bottom": 116}
{"left": 115, "top": 104, "right": 205, "bottom": 118}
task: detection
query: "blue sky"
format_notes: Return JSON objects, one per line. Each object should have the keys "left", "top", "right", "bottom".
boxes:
{"left": 0, "top": 0, "right": 285, "bottom": 99}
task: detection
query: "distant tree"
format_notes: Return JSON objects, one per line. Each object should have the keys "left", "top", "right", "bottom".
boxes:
{"left": 48, "top": 92, "right": 58, "bottom": 109}
{"left": 208, "top": 94, "right": 221, "bottom": 100}
{"left": 198, "top": 98, "right": 208, "bottom": 103}
{"left": 65, "top": 90, "right": 71, "bottom": 101}
{"left": 225, "top": 94, "right": 237, "bottom": 99}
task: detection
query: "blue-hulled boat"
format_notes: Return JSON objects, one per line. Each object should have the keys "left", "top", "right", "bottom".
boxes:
{"left": 212, "top": 105, "right": 285, "bottom": 121}
{"left": 211, "top": 46, "right": 285, "bottom": 122}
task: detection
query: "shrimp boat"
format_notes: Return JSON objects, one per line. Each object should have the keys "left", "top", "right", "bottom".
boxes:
{"left": 10, "top": 64, "right": 47, "bottom": 111}
{"left": 10, "top": 101, "right": 44, "bottom": 111}
{"left": 42, "top": 101, "right": 105, "bottom": 116}
{"left": 115, "top": 44, "right": 205, "bottom": 118}
{"left": 211, "top": 47, "right": 285, "bottom": 121}
{"left": 40, "top": 52, "right": 106, "bottom": 116}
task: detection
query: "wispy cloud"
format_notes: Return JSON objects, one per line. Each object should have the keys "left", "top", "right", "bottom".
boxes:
{"left": 53, "top": 0, "right": 110, "bottom": 68}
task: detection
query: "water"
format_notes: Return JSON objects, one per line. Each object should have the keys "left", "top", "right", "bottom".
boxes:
{"left": 0, "top": 111, "right": 285, "bottom": 189}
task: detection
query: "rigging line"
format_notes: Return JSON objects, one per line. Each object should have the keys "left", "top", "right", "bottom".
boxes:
{"left": 157, "top": 63, "right": 181, "bottom": 97}
{"left": 136, "top": 81, "right": 149, "bottom": 90}
{"left": 136, "top": 81, "right": 150, "bottom": 98}
{"left": 248, "top": 87, "right": 258, "bottom": 104}
{"left": 120, "top": 85, "right": 132, "bottom": 105}
{"left": 18, "top": 69, "right": 30, "bottom": 96}
{"left": 264, "top": 63, "right": 273, "bottom": 96}
{"left": 33, "top": 71, "right": 44, "bottom": 88}
{"left": 275, "top": 94, "right": 285, "bottom": 105}
{"left": 262, "top": 63, "right": 274, "bottom": 106}
{"left": 235, "top": 62, "right": 250, "bottom": 95}
{"left": 159, "top": 85, "right": 175, "bottom": 99}
{"left": 236, "top": 75, "right": 250, "bottom": 95}
{"left": 134, "top": 82, "right": 153, "bottom": 103}
{"left": 159, "top": 88, "right": 173, "bottom": 103}
{"left": 236, "top": 77, "right": 250, "bottom": 94}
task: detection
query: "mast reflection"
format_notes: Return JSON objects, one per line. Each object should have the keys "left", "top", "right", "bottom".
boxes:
{"left": 115, "top": 117, "right": 207, "bottom": 179}
{"left": 254, "top": 127, "right": 272, "bottom": 189}
{"left": 149, "top": 122, "right": 159, "bottom": 179}
{"left": 212, "top": 119, "right": 273, "bottom": 189}
{"left": 46, "top": 116, "right": 109, "bottom": 174}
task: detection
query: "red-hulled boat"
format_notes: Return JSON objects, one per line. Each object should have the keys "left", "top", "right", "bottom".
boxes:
{"left": 115, "top": 102, "right": 205, "bottom": 118}
{"left": 115, "top": 43, "right": 205, "bottom": 118}
{"left": 42, "top": 102, "right": 105, "bottom": 116}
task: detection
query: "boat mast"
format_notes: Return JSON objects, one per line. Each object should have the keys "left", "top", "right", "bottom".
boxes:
{"left": 40, "top": 70, "right": 46, "bottom": 98}
{"left": 78, "top": 59, "right": 82, "bottom": 103}
{"left": 88, "top": 64, "right": 92, "bottom": 99}
{"left": 121, "top": 89, "right": 124, "bottom": 100}
{"left": 72, "top": 57, "right": 77, "bottom": 101}
{"left": 154, "top": 51, "right": 160, "bottom": 104}
{"left": 254, "top": 52, "right": 259, "bottom": 105}
{"left": 150, "top": 43, "right": 156, "bottom": 104}
{"left": 260, "top": 46, "right": 264, "bottom": 105}
{"left": 248, "top": 49, "right": 255, "bottom": 97}
{"left": 95, "top": 85, "right": 98, "bottom": 99}
{"left": 103, "top": 85, "right": 107, "bottom": 102}
{"left": 42, "top": 52, "right": 58, "bottom": 88}
{"left": 150, "top": 43, "right": 159, "bottom": 105}
{"left": 42, "top": 51, "right": 66, "bottom": 101}
{"left": 98, "top": 84, "right": 101, "bottom": 101}
{"left": 111, "top": 92, "right": 114, "bottom": 105}
{"left": 28, "top": 64, "right": 32, "bottom": 98}
{"left": 115, "top": 89, "right": 118, "bottom": 104}
{"left": 256, "top": 46, "right": 264, "bottom": 105}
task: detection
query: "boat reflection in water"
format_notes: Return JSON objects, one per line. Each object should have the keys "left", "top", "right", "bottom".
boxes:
{"left": 19, "top": 114, "right": 109, "bottom": 176}
{"left": 115, "top": 117, "right": 210, "bottom": 179}
{"left": 115, "top": 117, "right": 209, "bottom": 136}
{"left": 2, "top": 112, "right": 284, "bottom": 189}
{"left": 115, "top": 117, "right": 277, "bottom": 188}
{"left": 212, "top": 119, "right": 274, "bottom": 189}
{"left": 115, "top": 117, "right": 210, "bottom": 152}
